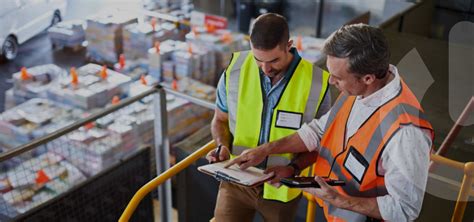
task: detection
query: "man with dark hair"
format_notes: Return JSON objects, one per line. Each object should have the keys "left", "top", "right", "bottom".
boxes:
{"left": 205, "top": 13, "right": 331, "bottom": 221}
{"left": 227, "top": 24, "right": 434, "bottom": 221}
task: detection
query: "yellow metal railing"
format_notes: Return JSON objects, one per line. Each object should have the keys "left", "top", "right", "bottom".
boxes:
{"left": 120, "top": 139, "right": 473, "bottom": 222}
{"left": 430, "top": 154, "right": 474, "bottom": 222}
{"left": 302, "top": 154, "right": 474, "bottom": 222}
{"left": 119, "top": 140, "right": 216, "bottom": 222}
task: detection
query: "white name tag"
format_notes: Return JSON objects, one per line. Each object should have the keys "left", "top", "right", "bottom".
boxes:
{"left": 275, "top": 111, "right": 302, "bottom": 129}
{"left": 343, "top": 147, "right": 368, "bottom": 183}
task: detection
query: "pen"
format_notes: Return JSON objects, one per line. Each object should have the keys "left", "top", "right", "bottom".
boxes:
{"left": 213, "top": 144, "right": 223, "bottom": 163}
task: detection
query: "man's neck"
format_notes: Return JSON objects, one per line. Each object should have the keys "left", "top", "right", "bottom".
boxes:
{"left": 360, "top": 71, "right": 394, "bottom": 98}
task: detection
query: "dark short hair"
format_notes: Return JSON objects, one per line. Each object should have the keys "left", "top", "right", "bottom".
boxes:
{"left": 250, "top": 13, "right": 289, "bottom": 50}
{"left": 323, "top": 24, "right": 390, "bottom": 79}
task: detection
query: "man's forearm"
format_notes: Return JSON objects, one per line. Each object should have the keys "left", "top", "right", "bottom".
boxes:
{"left": 262, "top": 133, "right": 309, "bottom": 156}
{"left": 334, "top": 196, "right": 382, "bottom": 219}
{"left": 211, "top": 117, "right": 231, "bottom": 147}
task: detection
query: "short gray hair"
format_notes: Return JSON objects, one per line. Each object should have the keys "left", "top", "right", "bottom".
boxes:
{"left": 323, "top": 24, "right": 390, "bottom": 79}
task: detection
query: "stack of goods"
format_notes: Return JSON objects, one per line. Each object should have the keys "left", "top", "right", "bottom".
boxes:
{"left": 46, "top": 63, "right": 132, "bottom": 110}
{"left": 165, "top": 97, "right": 213, "bottom": 145}
{"left": 5, "top": 65, "right": 65, "bottom": 109}
{"left": 0, "top": 98, "right": 81, "bottom": 150}
{"left": 294, "top": 36, "right": 325, "bottom": 64}
{"left": 96, "top": 78, "right": 213, "bottom": 148}
{"left": 85, "top": 12, "right": 137, "bottom": 64}
{"left": 161, "top": 77, "right": 216, "bottom": 102}
{"left": 173, "top": 41, "right": 215, "bottom": 84}
{"left": 114, "top": 55, "right": 149, "bottom": 81}
{"left": 0, "top": 152, "right": 86, "bottom": 217}
{"left": 48, "top": 20, "right": 86, "bottom": 49}
{"left": 122, "top": 22, "right": 176, "bottom": 60}
{"left": 47, "top": 126, "right": 123, "bottom": 177}
{"left": 185, "top": 27, "right": 249, "bottom": 83}
{"left": 147, "top": 40, "right": 216, "bottom": 85}
{"left": 148, "top": 40, "right": 175, "bottom": 82}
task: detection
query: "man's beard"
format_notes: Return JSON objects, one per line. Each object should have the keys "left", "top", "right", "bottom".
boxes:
{"left": 265, "top": 69, "right": 282, "bottom": 78}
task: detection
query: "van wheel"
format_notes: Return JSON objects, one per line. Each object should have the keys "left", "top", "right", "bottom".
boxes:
{"left": 51, "top": 11, "right": 62, "bottom": 27}
{"left": 1, "top": 36, "right": 18, "bottom": 61}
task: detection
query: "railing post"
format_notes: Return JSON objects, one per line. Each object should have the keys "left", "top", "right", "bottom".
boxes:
{"left": 452, "top": 162, "right": 474, "bottom": 222}
{"left": 154, "top": 86, "right": 172, "bottom": 222}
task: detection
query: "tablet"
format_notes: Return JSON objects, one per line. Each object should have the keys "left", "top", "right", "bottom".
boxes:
{"left": 280, "top": 177, "right": 345, "bottom": 188}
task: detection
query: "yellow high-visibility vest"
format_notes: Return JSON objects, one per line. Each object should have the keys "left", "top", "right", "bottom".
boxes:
{"left": 225, "top": 50, "right": 329, "bottom": 202}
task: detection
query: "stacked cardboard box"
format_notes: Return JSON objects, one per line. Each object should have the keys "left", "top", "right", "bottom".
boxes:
{"left": 0, "top": 152, "right": 86, "bottom": 216}
{"left": 48, "top": 20, "right": 86, "bottom": 48}
{"left": 5, "top": 65, "right": 65, "bottom": 109}
{"left": 47, "top": 127, "right": 123, "bottom": 177}
{"left": 185, "top": 27, "right": 249, "bottom": 83}
{"left": 85, "top": 12, "right": 137, "bottom": 64}
{"left": 295, "top": 36, "right": 325, "bottom": 64}
{"left": 114, "top": 58, "right": 149, "bottom": 81}
{"left": 0, "top": 98, "right": 81, "bottom": 150}
{"left": 46, "top": 64, "right": 132, "bottom": 110}
{"left": 122, "top": 22, "right": 176, "bottom": 60}
{"left": 148, "top": 39, "right": 175, "bottom": 82}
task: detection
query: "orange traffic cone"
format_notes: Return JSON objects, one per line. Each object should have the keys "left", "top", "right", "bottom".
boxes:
{"left": 206, "top": 24, "right": 216, "bottom": 33}
{"left": 36, "top": 170, "right": 50, "bottom": 184}
{"left": 112, "top": 95, "right": 120, "bottom": 105}
{"left": 172, "top": 79, "right": 178, "bottom": 90}
{"left": 296, "top": 35, "right": 303, "bottom": 51}
{"left": 119, "top": 54, "right": 126, "bottom": 70}
{"left": 192, "top": 26, "right": 198, "bottom": 36}
{"left": 140, "top": 75, "right": 148, "bottom": 85}
{"left": 70, "top": 67, "right": 78, "bottom": 86}
{"left": 221, "top": 32, "right": 233, "bottom": 43}
{"left": 187, "top": 43, "right": 193, "bottom": 54}
{"left": 20, "top": 67, "right": 31, "bottom": 80}
{"left": 154, "top": 41, "right": 160, "bottom": 53}
{"left": 84, "top": 121, "right": 95, "bottom": 130}
{"left": 100, "top": 65, "right": 108, "bottom": 80}
{"left": 151, "top": 17, "right": 157, "bottom": 31}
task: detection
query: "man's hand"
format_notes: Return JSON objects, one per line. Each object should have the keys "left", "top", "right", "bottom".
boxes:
{"left": 224, "top": 147, "right": 269, "bottom": 169}
{"left": 206, "top": 145, "right": 230, "bottom": 163}
{"left": 301, "top": 176, "right": 341, "bottom": 205}
{"left": 302, "top": 176, "right": 383, "bottom": 219}
{"left": 264, "top": 166, "right": 296, "bottom": 187}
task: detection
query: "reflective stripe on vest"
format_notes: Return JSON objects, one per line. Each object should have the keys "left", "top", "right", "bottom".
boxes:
{"left": 315, "top": 79, "right": 434, "bottom": 221}
{"left": 227, "top": 51, "right": 249, "bottom": 135}
{"left": 225, "top": 50, "right": 329, "bottom": 202}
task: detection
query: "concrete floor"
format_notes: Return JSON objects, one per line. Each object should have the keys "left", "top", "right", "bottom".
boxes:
{"left": 0, "top": 0, "right": 472, "bottom": 221}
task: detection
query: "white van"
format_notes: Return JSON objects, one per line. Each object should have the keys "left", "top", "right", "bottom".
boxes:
{"left": 0, "top": 0, "right": 67, "bottom": 61}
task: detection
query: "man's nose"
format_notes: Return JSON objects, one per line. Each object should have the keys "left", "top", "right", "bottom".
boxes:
{"left": 261, "top": 63, "right": 271, "bottom": 73}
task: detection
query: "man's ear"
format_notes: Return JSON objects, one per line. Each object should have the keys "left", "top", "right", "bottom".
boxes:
{"left": 362, "top": 74, "right": 376, "bottom": 85}
{"left": 287, "top": 39, "right": 293, "bottom": 51}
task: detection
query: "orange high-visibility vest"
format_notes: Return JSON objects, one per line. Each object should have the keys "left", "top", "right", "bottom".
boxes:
{"left": 314, "top": 79, "right": 434, "bottom": 221}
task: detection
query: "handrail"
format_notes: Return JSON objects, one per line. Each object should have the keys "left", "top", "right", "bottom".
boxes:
{"left": 0, "top": 86, "right": 159, "bottom": 162}
{"left": 302, "top": 154, "right": 474, "bottom": 222}
{"left": 431, "top": 155, "right": 474, "bottom": 222}
{"left": 119, "top": 140, "right": 216, "bottom": 222}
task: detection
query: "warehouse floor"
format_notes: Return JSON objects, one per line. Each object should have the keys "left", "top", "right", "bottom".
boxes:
{"left": 0, "top": 1, "right": 472, "bottom": 221}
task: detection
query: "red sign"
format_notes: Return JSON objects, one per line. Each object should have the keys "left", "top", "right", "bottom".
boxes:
{"left": 191, "top": 11, "right": 228, "bottom": 29}
{"left": 204, "top": 14, "right": 228, "bottom": 29}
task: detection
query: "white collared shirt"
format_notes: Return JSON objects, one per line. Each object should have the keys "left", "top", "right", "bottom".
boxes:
{"left": 297, "top": 65, "right": 432, "bottom": 221}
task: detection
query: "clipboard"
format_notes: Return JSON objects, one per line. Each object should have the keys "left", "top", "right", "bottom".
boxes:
{"left": 198, "top": 160, "right": 275, "bottom": 187}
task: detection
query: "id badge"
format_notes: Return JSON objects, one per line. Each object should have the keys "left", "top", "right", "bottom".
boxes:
{"left": 343, "top": 146, "right": 369, "bottom": 184}
{"left": 275, "top": 110, "right": 303, "bottom": 130}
